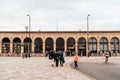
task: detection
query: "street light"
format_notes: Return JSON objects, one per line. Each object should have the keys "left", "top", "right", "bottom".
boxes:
{"left": 27, "top": 14, "right": 31, "bottom": 55}
{"left": 25, "top": 26, "right": 29, "bottom": 53}
{"left": 87, "top": 14, "right": 90, "bottom": 56}
{"left": 27, "top": 14, "right": 31, "bottom": 36}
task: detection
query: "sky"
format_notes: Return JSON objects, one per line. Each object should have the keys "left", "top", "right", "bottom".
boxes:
{"left": 0, "top": 0, "right": 120, "bottom": 31}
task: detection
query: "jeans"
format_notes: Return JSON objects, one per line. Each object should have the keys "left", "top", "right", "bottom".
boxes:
{"left": 74, "top": 61, "right": 78, "bottom": 68}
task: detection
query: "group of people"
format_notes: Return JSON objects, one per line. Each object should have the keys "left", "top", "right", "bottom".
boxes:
{"left": 48, "top": 50, "right": 65, "bottom": 67}
{"left": 47, "top": 50, "right": 79, "bottom": 68}
{"left": 22, "top": 52, "right": 31, "bottom": 59}
{"left": 47, "top": 50, "right": 111, "bottom": 68}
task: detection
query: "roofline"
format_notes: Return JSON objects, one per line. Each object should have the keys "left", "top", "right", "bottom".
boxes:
{"left": 0, "top": 31, "right": 120, "bottom": 33}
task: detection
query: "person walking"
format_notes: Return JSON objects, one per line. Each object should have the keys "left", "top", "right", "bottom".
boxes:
{"left": 48, "top": 50, "right": 52, "bottom": 59}
{"left": 88, "top": 50, "right": 91, "bottom": 57}
{"left": 74, "top": 53, "right": 79, "bottom": 68}
{"left": 59, "top": 51, "right": 65, "bottom": 66}
{"left": 51, "top": 51, "right": 55, "bottom": 66}
{"left": 105, "top": 52, "right": 109, "bottom": 64}
{"left": 49, "top": 50, "right": 55, "bottom": 66}
{"left": 54, "top": 51, "right": 60, "bottom": 67}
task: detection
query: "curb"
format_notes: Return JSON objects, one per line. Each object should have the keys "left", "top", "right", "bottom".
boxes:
{"left": 70, "top": 63, "right": 96, "bottom": 80}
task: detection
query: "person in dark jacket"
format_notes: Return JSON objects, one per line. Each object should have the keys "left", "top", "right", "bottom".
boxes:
{"left": 59, "top": 51, "right": 65, "bottom": 66}
{"left": 54, "top": 51, "right": 60, "bottom": 67}
{"left": 49, "top": 50, "right": 55, "bottom": 66}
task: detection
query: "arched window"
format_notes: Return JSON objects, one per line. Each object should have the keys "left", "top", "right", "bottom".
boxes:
{"left": 100, "top": 37, "right": 108, "bottom": 52}
{"left": 13, "top": 38, "right": 21, "bottom": 54}
{"left": 88, "top": 37, "right": 97, "bottom": 53}
{"left": 111, "top": 37, "right": 119, "bottom": 53}
{"left": 56, "top": 38, "right": 64, "bottom": 51}
{"left": 2, "top": 38, "right": 10, "bottom": 53}
{"left": 34, "top": 38, "right": 43, "bottom": 53}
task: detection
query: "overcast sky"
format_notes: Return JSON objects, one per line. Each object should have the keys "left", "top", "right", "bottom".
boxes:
{"left": 0, "top": 0, "right": 120, "bottom": 31}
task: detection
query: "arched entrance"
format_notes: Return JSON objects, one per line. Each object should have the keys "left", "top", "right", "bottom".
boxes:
{"left": 24, "top": 38, "right": 32, "bottom": 53}
{"left": 45, "top": 38, "right": 54, "bottom": 52}
{"left": 100, "top": 37, "right": 108, "bottom": 53}
{"left": 78, "top": 37, "right": 86, "bottom": 56}
{"left": 2, "top": 38, "right": 10, "bottom": 55}
{"left": 88, "top": 37, "right": 97, "bottom": 55}
{"left": 34, "top": 38, "right": 43, "bottom": 53}
{"left": 13, "top": 38, "right": 21, "bottom": 56}
{"left": 56, "top": 38, "right": 64, "bottom": 51}
{"left": 67, "top": 37, "right": 75, "bottom": 56}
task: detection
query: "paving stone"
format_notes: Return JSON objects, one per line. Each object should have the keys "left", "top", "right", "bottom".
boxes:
{"left": 0, "top": 57, "right": 91, "bottom": 80}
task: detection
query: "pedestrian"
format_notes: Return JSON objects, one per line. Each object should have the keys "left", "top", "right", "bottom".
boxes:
{"left": 74, "top": 53, "right": 79, "bottom": 68}
{"left": 21, "top": 49, "right": 24, "bottom": 59}
{"left": 51, "top": 51, "right": 55, "bottom": 66}
{"left": 45, "top": 51, "right": 49, "bottom": 57}
{"left": 54, "top": 51, "right": 60, "bottom": 67}
{"left": 25, "top": 52, "right": 27, "bottom": 58}
{"left": 109, "top": 50, "right": 111, "bottom": 57}
{"left": 88, "top": 50, "right": 91, "bottom": 57}
{"left": 105, "top": 52, "right": 109, "bottom": 64}
{"left": 48, "top": 50, "right": 52, "bottom": 59}
{"left": 59, "top": 51, "right": 65, "bottom": 66}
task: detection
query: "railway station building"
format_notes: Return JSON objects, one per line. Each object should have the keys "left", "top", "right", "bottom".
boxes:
{"left": 0, "top": 31, "right": 120, "bottom": 56}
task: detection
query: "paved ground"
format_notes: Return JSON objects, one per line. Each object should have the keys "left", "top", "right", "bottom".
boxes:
{"left": 71, "top": 57, "right": 120, "bottom": 80}
{"left": 0, "top": 57, "right": 91, "bottom": 80}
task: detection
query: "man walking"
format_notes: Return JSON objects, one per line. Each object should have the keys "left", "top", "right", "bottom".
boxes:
{"left": 54, "top": 51, "right": 60, "bottom": 67}
{"left": 59, "top": 51, "right": 65, "bottom": 66}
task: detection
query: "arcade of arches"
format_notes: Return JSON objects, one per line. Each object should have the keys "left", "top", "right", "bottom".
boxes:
{"left": 0, "top": 31, "right": 120, "bottom": 56}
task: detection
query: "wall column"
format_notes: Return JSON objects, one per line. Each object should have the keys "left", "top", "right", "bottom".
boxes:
{"left": 64, "top": 38, "right": 67, "bottom": 56}
{"left": 10, "top": 41, "right": 13, "bottom": 56}
{"left": 75, "top": 41, "right": 78, "bottom": 54}
{"left": 108, "top": 39, "right": 111, "bottom": 52}
{"left": 32, "top": 42, "right": 34, "bottom": 55}
{"left": 97, "top": 38, "right": 100, "bottom": 56}
{"left": 54, "top": 41, "right": 56, "bottom": 51}
{"left": 64, "top": 41, "right": 67, "bottom": 55}
{"left": 43, "top": 41, "right": 45, "bottom": 56}
{"left": 21, "top": 40, "right": 24, "bottom": 56}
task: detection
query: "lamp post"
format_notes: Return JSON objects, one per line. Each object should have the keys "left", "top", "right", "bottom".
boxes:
{"left": 25, "top": 26, "right": 29, "bottom": 53}
{"left": 27, "top": 14, "right": 31, "bottom": 55}
{"left": 87, "top": 14, "right": 90, "bottom": 56}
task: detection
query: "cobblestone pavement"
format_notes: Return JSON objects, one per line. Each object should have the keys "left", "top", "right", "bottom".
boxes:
{"left": 0, "top": 57, "right": 90, "bottom": 80}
